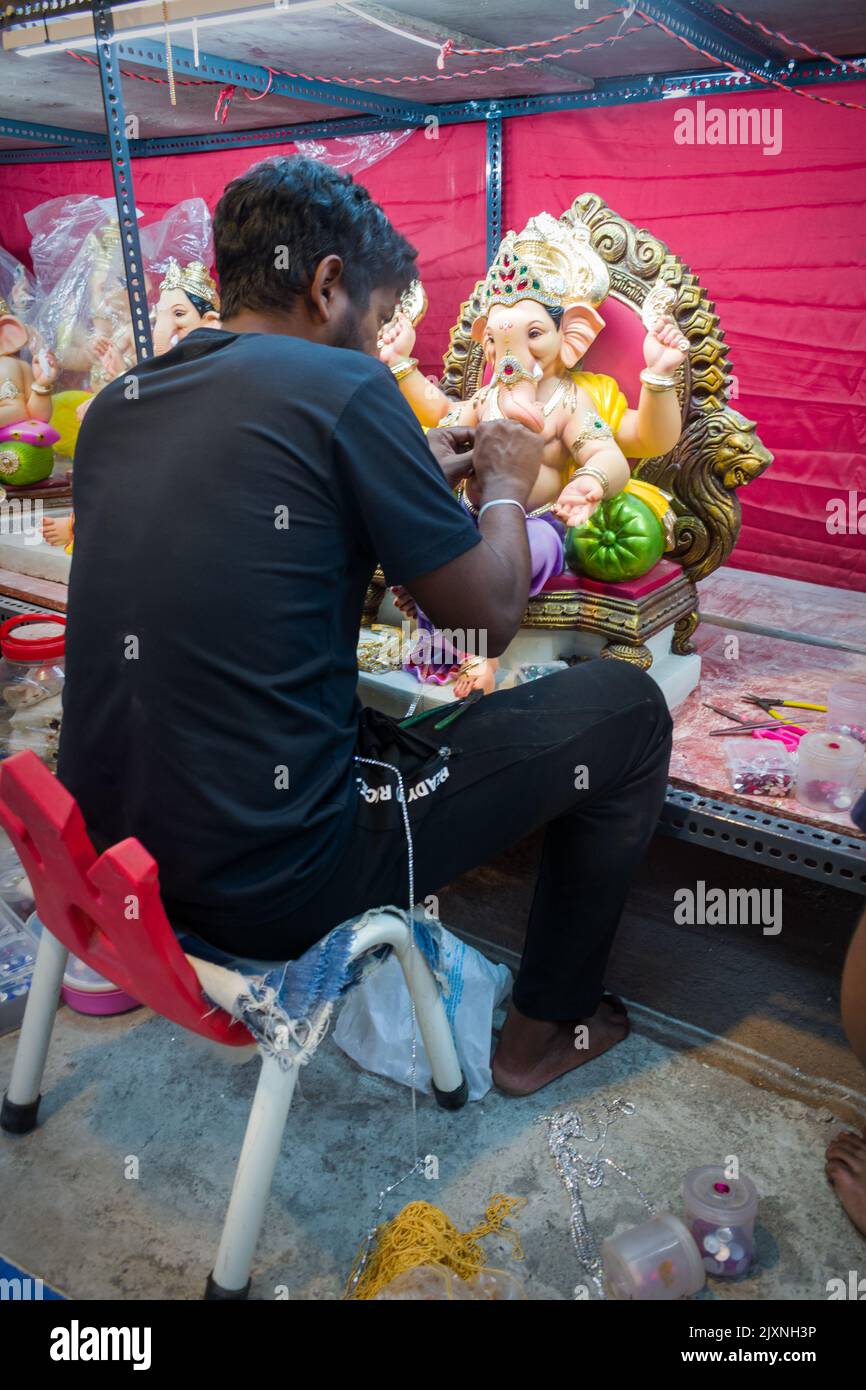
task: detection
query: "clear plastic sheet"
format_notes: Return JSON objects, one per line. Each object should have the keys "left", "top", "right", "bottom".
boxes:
{"left": 293, "top": 129, "right": 414, "bottom": 173}
{"left": 139, "top": 196, "right": 213, "bottom": 284}
{"left": 25, "top": 194, "right": 122, "bottom": 296}
{"left": 29, "top": 197, "right": 131, "bottom": 390}
{"left": 28, "top": 196, "right": 213, "bottom": 391}
{"left": 0, "top": 245, "right": 37, "bottom": 336}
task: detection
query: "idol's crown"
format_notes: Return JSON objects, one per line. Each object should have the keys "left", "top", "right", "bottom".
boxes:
{"left": 160, "top": 258, "right": 219, "bottom": 311}
{"left": 481, "top": 211, "right": 610, "bottom": 315}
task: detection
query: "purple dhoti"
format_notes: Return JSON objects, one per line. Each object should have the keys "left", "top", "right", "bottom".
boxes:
{"left": 403, "top": 505, "right": 565, "bottom": 685}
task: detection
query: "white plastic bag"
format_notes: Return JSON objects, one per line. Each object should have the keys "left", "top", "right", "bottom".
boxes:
{"left": 333, "top": 923, "right": 512, "bottom": 1101}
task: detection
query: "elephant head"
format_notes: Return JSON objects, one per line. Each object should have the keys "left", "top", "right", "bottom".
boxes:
{"left": 469, "top": 211, "right": 611, "bottom": 432}
{"left": 470, "top": 296, "right": 606, "bottom": 432}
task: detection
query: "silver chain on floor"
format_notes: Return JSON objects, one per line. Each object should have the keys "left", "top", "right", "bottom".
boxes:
{"left": 542, "top": 1097, "right": 655, "bottom": 1299}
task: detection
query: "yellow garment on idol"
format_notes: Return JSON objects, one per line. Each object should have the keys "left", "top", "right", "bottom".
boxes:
{"left": 572, "top": 371, "right": 673, "bottom": 532}
{"left": 50, "top": 390, "right": 91, "bottom": 462}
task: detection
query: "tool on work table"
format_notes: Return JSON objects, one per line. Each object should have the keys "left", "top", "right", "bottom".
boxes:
{"left": 708, "top": 720, "right": 810, "bottom": 738}
{"left": 742, "top": 694, "right": 827, "bottom": 722}
{"left": 399, "top": 688, "right": 484, "bottom": 731}
{"left": 703, "top": 702, "right": 749, "bottom": 723}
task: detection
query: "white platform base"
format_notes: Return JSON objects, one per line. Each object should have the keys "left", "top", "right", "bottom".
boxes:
{"left": 358, "top": 620, "right": 701, "bottom": 718}
{"left": 0, "top": 524, "right": 72, "bottom": 583}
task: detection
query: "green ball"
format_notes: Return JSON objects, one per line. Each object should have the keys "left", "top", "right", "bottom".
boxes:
{"left": 565, "top": 492, "right": 665, "bottom": 583}
{"left": 0, "top": 442, "right": 54, "bottom": 488}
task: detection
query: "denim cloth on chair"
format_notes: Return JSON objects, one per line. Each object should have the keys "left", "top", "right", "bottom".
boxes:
{"left": 178, "top": 910, "right": 443, "bottom": 1069}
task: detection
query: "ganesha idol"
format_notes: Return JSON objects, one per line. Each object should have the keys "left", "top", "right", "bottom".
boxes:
{"left": 0, "top": 298, "right": 60, "bottom": 489}
{"left": 380, "top": 213, "right": 688, "bottom": 695}
{"left": 150, "top": 258, "right": 221, "bottom": 355}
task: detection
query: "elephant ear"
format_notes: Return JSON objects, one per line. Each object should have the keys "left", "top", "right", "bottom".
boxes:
{"left": 0, "top": 314, "right": 29, "bottom": 358}
{"left": 561, "top": 303, "right": 606, "bottom": 369}
{"left": 470, "top": 313, "right": 489, "bottom": 344}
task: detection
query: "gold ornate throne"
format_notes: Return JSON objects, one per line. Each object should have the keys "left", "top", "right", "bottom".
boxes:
{"left": 439, "top": 192, "right": 773, "bottom": 669}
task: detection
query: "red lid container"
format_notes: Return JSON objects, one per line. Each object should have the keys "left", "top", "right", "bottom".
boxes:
{"left": 0, "top": 614, "right": 66, "bottom": 664}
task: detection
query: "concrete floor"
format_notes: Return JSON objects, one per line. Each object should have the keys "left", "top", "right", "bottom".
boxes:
{"left": 1, "top": 959, "right": 864, "bottom": 1301}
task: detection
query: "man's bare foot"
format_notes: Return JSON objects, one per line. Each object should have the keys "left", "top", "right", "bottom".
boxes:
{"left": 492, "top": 995, "right": 629, "bottom": 1097}
{"left": 826, "top": 1128, "right": 866, "bottom": 1237}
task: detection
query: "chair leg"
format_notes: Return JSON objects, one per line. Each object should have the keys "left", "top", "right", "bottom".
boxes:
{"left": 206, "top": 1050, "right": 298, "bottom": 1299}
{"left": 392, "top": 934, "right": 467, "bottom": 1109}
{"left": 1, "top": 927, "right": 68, "bottom": 1134}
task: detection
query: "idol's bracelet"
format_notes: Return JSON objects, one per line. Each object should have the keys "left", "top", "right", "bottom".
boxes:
{"left": 639, "top": 367, "right": 677, "bottom": 392}
{"left": 477, "top": 497, "right": 526, "bottom": 522}
{"left": 390, "top": 357, "right": 419, "bottom": 382}
{"left": 571, "top": 466, "right": 610, "bottom": 499}
{"left": 31, "top": 381, "right": 54, "bottom": 396}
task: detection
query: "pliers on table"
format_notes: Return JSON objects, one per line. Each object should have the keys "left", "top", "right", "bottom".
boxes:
{"left": 399, "top": 687, "right": 484, "bottom": 732}
{"left": 742, "top": 695, "right": 827, "bottom": 723}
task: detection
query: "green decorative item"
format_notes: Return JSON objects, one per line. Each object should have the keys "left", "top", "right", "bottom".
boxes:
{"left": 0, "top": 441, "right": 54, "bottom": 488}
{"left": 565, "top": 492, "right": 666, "bottom": 583}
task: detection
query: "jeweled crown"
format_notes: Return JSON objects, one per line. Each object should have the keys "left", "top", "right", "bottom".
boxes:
{"left": 480, "top": 211, "right": 610, "bottom": 316}
{"left": 159, "top": 258, "right": 219, "bottom": 312}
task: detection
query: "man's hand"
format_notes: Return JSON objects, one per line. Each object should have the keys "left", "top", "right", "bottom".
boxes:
{"left": 426, "top": 425, "right": 475, "bottom": 489}
{"left": 472, "top": 419, "right": 545, "bottom": 510}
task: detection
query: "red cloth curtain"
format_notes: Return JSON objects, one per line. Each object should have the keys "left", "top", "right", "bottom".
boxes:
{"left": 1, "top": 83, "right": 864, "bottom": 590}
{"left": 0, "top": 125, "right": 485, "bottom": 379}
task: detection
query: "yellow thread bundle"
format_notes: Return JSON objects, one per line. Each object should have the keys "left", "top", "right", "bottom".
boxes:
{"left": 345, "top": 1194, "right": 525, "bottom": 1301}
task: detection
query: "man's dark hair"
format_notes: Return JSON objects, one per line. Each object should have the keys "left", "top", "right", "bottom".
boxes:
{"left": 213, "top": 156, "right": 418, "bottom": 320}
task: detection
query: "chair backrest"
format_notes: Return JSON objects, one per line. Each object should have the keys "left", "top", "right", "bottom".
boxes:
{"left": 0, "top": 751, "right": 251, "bottom": 1046}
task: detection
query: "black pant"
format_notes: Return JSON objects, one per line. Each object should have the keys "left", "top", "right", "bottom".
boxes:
{"left": 204, "top": 659, "right": 672, "bottom": 1020}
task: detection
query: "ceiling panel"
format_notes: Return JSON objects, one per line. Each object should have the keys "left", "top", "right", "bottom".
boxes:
{"left": 0, "top": 1, "right": 863, "bottom": 146}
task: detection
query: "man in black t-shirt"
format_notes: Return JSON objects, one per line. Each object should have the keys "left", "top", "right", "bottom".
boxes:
{"left": 59, "top": 158, "right": 672, "bottom": 1097}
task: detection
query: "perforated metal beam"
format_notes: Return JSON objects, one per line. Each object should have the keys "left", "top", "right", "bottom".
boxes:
{"left": 636, "top": 1, "right": 783, "bottom": 72}
{"left": 679, "top": 0, "right": 787, "bottom": 63}
{"left": 660, "top": 788, "right": 866, "bottom": 895}
{"left": 1, "top": 55, "right": 864, "bottom": 164}
{"left": 114, "top": 34, "right": 434, "bottom": 123}
{"left": 0, "top": 117, "right": 107, "bottom": 148}
{"left": 485, "top": 113, "right": 502, "bottom": 265}
{"left": 1, "top": 0, "right": 142, "bottom": 24}
{"left": 92, "top": 0, "right": 153, "bottom": 360}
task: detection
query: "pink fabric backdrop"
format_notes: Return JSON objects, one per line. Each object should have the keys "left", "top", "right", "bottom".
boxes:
{"left": 0, "top": 125, "right": 485, "bottom": 380}
{"left": 1, "top": 84, "right": 864, "bottom": 591}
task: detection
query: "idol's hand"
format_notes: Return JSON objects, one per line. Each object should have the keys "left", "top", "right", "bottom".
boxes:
{"left": 31, "top": 348, "right": 58, "bottom": 390}
{"left": 378, "top": 310, "right": 416, "bottom": 366}
{"left": 89, "top": 335, "right": 125, "bottom": 381}
{"left": 554, "top": 474, "right": 604, "bottom": 528}
{"left": 643, "top": 314, "right": 688, "bottom": 376}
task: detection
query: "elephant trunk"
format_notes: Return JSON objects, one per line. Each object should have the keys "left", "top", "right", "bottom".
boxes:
{"left": 494, "top": 358, "right": 545, "bottom": 433}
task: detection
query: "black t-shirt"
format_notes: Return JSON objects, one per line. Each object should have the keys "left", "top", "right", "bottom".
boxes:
{"left": 57, "top": 328, "right": 479, "bottom": 930}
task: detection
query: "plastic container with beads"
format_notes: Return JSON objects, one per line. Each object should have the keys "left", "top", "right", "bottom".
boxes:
{"left": 683, "top": 1166, "right": 759, "bottom": 1277}
{"left": 827, "top": 681, "right": 866, "bottom": 747}
{"left": 795, "top": 731, "right": 864, "bottom": 814}
{"left": 0, "top": 614, "right": 66, "bottom": 769}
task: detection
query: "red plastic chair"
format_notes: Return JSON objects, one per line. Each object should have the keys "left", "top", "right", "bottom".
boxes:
{"left": 0, "top": 750, "right": 466, "bottom": 1298}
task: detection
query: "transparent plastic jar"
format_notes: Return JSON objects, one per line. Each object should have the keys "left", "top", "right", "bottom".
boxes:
{"left": 827, "top": 680, "right": 866, "bottom": 746}
{"left": 602, "top": 1213, "right": 705, "bottom": 1300}
{"left": 683, "top": 1165, "right": 759, "bottom": 1278}
{"left": 795, "top": 730, "right": 864, "bottom": 813}
{"left": 0, "top": 614, "right": 66, "bottom": 769}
